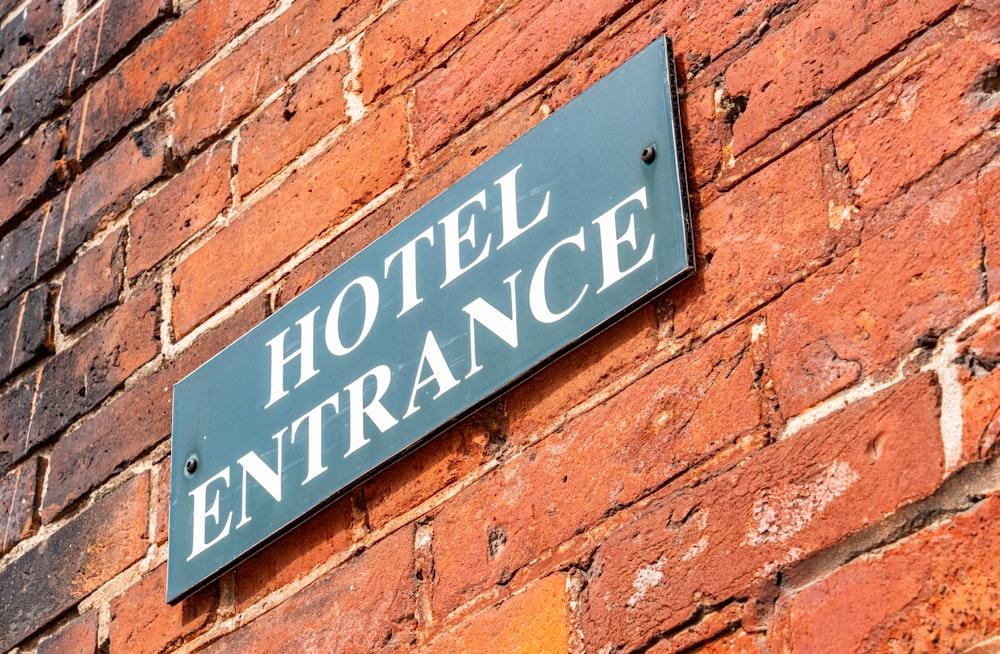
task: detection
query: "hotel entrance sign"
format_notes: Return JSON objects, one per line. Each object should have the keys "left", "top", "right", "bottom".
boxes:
{"left": 168, "top": 36, "right": 693, "bottom": 602}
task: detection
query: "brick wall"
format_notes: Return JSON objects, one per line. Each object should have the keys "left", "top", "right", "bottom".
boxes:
{"left": 1, "top": 0, "right": 999, "bottom": 651}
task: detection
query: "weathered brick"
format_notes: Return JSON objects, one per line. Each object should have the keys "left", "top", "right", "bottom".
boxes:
{"left": 128, "top": 142, "right": 232, "bottom": 280}
{"left": 0, "top": 0, "right": 166, "bottom": 159}
{"left": 0, "top": 0, "right": 62, "bottom": 81}
{"left": 234, "top": 495, "right": 354, "bottom": 610}
{"left": 361, "top": 0, "right": 484, "bottom": 104}
{"left": 580, "top": 373, "right": 944, "bottom": 651}
{"left": 42, "top": 295, "right": 266, "bottom": 523}
{"left": 172, "top": 0, "right": 374, "bottom": 159}
{"left": 671, "top": 137, "right": 858, "bottom": 342}
{"left": 0, "top": 455, "right": 40, "bottom": 555}
{"left": 0, "top": 120, "right": 166, "bottom": 308}
{"left": 0, "top": 284, "right": 159, "bottom": 466}
{"left": 0, "top": 120, "right": 62, "bottom": 232}
{"left": 37, "top": 612, "right": 99, "bottom": 654}
{"left": 204, "top": 526, "right": 416, "bottom": 653}
{"left": 422, "top": 574, "right": 570, "bottom": 654}
{"left": 432, "top": 324, "right": 761, "bottom": 618}
{"left": 0, "top": 283, "right": 53, "bottom": 382}
{"left": 645, "top": 603, "right": 746, "bottom": 654}
{"left": 767, "top": 176, "right": 985, "bottom": 417}
{"left": 60, "top": 226, "right": 124, "bottom": 331}
{"left": 154, "top": 458, "right": 170, "bottom": 544}
{"left": 0, "top": 473, "right": 149, "bottom": 651}
{"left": 67, "top": 0, "right": 273, "bottom": 161}
{"left": 980, "top": 158, "right": 1000, "bottom": 303}
{"left": 0, "top": 371, "right": 36, "bottom": 472}
{"left": 768, "top": 494, "right": 1000, "bottom": 653}
{"left": 110, "top": 564, "right": 217, "bottom": 654}
{"left": 833, "top": 19, "right": 1000, "bottom": 210}
{"left": 725, "top": 0, "right": 955, "bottom": 156}
{"left": 172, "top": 98, "right": 409, "bottom": 337}
{"left": 413, "top": 0, "right": 637, "bottom": 157}
{"left": 362, "top": 403, "right": 499, "bottom": 532}
{"left": 959, "top": 314, "right": 1000, "bottom": 464}
{"left": 236, "top": 52, "right": 348, "bottom": 195}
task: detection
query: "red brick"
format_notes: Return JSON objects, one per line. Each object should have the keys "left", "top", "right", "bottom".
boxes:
{"left": 412, "top": 0, "right": 636, "bottom": 157}
{"left": 580, "top": 373, "right": 944, "bottom": 651}
{"left": 767, "top": 176, "right": 985, "bottom": 417}
{"left": 361, "top": 0, "right": 485, "bottom": 104}
{"left": 0, "top": 0, "right": 166, "bottom": 159}
{"left": 37, "top": 612, "right": 99, "bottom": 654}
{"left": 110, "top": 564, "right": 217, "bottom": 654}
{"left": 0, "top": 120, "right": 166, "bottom": 308}
{"left": 362, "top": 403, "right": 499, "bottom": 532}
{"left": 0, "top": 119, "right": 62, "bottom": 232}
{"left": 0, "top": 371, "right": 36, "bottom": 473}
{"left": 960, "top": 315, "right": 1000, "bottom": 464}
{"left": 671, "top": 137, "right": 858, "bottom": 342}
{"left": 0, "top": 455, "right": 40, "bottom": 555}
{"left": 768, "top": 494, "right": 1000, "bottom": 653}
{"left": 154, "top": 458, "right": 170, "bottom": 544}
{"left": 171, "top": 98, "right": 409, "bottom": 337}
{"left": 204, "top": 526, "right": 416, "bottom": 653}
{"left": 42, "top": 295, "right": 266, "bottom": 523}
{"left": 0, "top": 473, "right": 149, "bottom": 651}
{"left": 234, "top": 495, "right": 354, "bottom": 610}
{"left": 0, "top": 0, "right": 62, "bottom": 81}
{"left": 236, "top": 52, "right": 348, "bottom": 195}
{"left": 128, "top": 142, "right": 232, "bottom": 280}
{"left": 422, "top": 574, "right": 570, "bottom": 653}
{"left": 60, "top": 226, "right": 124, "bottom": 331}
{"left": 833, "top": 20, "right": 1000, "bottom": 210}
{"left": 979, "top": 158, "right": 1000, "bottom": 303}
{"left": 645, "top": 603, "right": 745, "bottom": 654}
{"left": 172, "top": 0, "right": 374, "bottom": 159}
{"left": 0, "top": 283, "right": 53, "bottom": 382}
{"left": 432, "top": 324, "right": 762, "bottom": 618}
{"left": 1, "top": 284, "right": 159, "bottom": 463}
{"left": 726, "top": 0, "right": 955, "bottom": 157}
{"left": 67, "top": 0, "right": 273, "bottom": 161}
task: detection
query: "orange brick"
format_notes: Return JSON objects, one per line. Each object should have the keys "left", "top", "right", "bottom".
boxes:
{"left": 128, "top": 143, "right": 232, "bottom": 280}
{"left": 171, "top": 98, "right": 409, "bottom": 337}
{"left": 422, "top": 574, "right": 570, "bottom": 654}
{"left": 236, "top": 52, "right": 348, "bottom": 195}
{"left": 37, "top": 612, "right": 98, "bottom": 654}
{"left": 60, "top": 227, "right": 124, "bottom": 331}
{"left": 0, "top": 119, "right": 62, "bottom": 231}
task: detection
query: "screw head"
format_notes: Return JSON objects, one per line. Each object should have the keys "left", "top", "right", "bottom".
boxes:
{"left": 185, "top": 456, "right": 198, "bottom": 475}
{"left": 641, "top": 145, "right": 656, "bottom": 164}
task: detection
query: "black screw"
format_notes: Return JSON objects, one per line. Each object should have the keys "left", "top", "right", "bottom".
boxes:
{"left": 641, "top": 145, "right": 656, "bottom": 164}
{"left": 185, "top": 456, "right": 198, "bottom": 474}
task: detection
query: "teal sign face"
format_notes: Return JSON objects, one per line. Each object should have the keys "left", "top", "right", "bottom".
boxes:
{"left": 167, "top": 36, "right": 693, "bottom": 602}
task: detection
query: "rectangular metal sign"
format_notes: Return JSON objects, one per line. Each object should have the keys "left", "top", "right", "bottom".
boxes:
{"left": 168, "top": 36, "right": 693, "bottom": 602}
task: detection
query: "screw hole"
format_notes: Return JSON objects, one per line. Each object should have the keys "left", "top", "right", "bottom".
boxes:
{"left": 641, "top": 145, "right": 656, "bottom": 164}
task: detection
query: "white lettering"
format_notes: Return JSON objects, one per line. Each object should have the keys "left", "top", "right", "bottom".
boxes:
{"left": 188, "top": 467, "right": 232, "bottom": 560}
{"left": 344, "top": 365, "right": 398, "bottom": 457}
{"left": 495, "top": 164, "right": 550, "bottom": 249}
{"left": 264, "top": 308, "right": 320, "bottom": 408}
{"left": 529, "top": 227, "right": 589, "bottom": 323}
{"left": 325, "top": 276, "right": 380, "bottom": 356}
{"left": 290, "top": 393, "right": 340, "bottom": 484}
{"left": 405, "top": 331, "right": 460, "bottom": 418}
{"left": 384, "top": 226, "right": 435, "bottom": 317}
{"left": 236, "top": 428, "right": 285, "bottom": 528}
{"left": 463, "top": 270, "right": 521, "bottom": 378}
{"left": 593, "top": 187, "right": 654, "bottom": 293}
{"left": 440, "top": 190, "right": 491, "bottom": 287}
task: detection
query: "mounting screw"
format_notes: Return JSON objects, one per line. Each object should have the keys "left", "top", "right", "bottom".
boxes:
{"left": 641, "top": 145, "right": 656, "bottom": 164}
{"left": 185, "top": 456, "right": 198, "bottom": 475}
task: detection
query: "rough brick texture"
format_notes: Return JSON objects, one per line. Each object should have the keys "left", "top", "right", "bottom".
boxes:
{"left": 1, "top": 0, "right": 998, "bottom": 651}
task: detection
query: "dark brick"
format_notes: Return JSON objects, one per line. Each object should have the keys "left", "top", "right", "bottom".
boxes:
{"left": 42, "top": 294, "right": 265, "bottom": 523}
{"left": 0, "top": 120, "right": 165, "bottom": 308}
{"left": 37, "top": 612, "right": 99, "bottom": 654}
{"left": 0, "top": 0, "right": 62, "bottom": 82}
{"left": 0, "top": 371, "right": 38, "bottom": 473}
{"left": 67, "top": 0, "right": 273, "bottom": 162}
{"left": 60, "top": 226, "right": 124, "bottom": 331}
{"left": 0, "top": 283, "right": 53, "bottom": 383}
{"left": 0, "top": 119, "right": 63, "bottom": 232}
{"left": 0, "top": 455, "right": 41, "bottom": 555}
{"left": 0, "top": 473, "right": 149, "bottom": 652}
